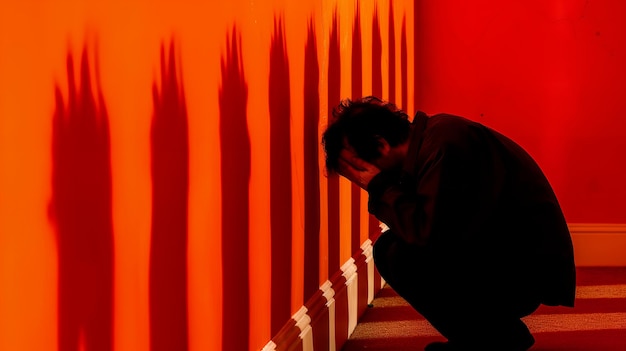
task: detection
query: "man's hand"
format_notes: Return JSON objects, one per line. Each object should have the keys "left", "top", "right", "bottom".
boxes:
{"left": 338, "top": 148, "right": 381, "bottom": 190}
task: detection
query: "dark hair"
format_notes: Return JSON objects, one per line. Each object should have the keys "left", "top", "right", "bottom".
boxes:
{"left": 321, "top": 96, "right": 411, "bottom": 174}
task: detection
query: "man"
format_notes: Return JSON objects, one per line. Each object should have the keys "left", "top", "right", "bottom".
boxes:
{"left": 321, "top": 96, "right": 576, "bottom": 351}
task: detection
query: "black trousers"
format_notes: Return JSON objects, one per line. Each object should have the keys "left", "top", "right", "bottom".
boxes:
{"left": 372, "top": 231, "right": 541, "bottom": 347}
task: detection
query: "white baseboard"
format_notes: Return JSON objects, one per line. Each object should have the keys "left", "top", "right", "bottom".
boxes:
{"left": 570, "top": 224, "right": 626, "bottom": 266}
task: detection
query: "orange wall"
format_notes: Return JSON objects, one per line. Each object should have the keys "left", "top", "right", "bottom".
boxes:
{"left": 0, "top": 1, "right": 624, "bottom": 351}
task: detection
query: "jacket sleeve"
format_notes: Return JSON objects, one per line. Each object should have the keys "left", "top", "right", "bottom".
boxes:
{"left": 367, "top": 147, "right": 445, "bottom": 246}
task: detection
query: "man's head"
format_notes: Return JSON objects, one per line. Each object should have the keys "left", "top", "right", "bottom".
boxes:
{"left": 322, "top": 96, "right": 411, "bottom": 174}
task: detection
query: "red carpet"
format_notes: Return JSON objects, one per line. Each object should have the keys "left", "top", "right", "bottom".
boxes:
{"left": 342, "top": 267, "right": 626, "bottom": 351}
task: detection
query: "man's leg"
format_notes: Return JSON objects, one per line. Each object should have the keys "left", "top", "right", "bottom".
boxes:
{"left": 373, "top": 231, "right": 540, "bottom": 350}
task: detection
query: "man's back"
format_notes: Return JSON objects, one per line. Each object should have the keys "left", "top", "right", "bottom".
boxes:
{"left": 415, "top": 113, "right": 575, "bottom": 307}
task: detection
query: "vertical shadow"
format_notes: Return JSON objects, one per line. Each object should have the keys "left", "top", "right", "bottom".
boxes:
{"left": 269, "top": 16, "right": 293, "bottom": 336}
{"left": 303, "top": 18, "right": 321, "bottom": 302}
{"left": 149, "top": 40, "right": 189, "bottom": 351}
{"left": 327, "top": 9, "right": 341, "bottom": 277}
{"left": 388, "top": 1, "right": 397, "bottom": 103}
{"left": 351, "top": 3, "right": 363, "bottom": 254}
{"left": 219, "top": 27, "right": 250, "bottom": 351}
{"left": 401, "top": 16, "right": 408, "bottom": 111}
{"left": 414, "top": 0, "right": 422, "bottom": 107}
{"left": 372, "top": 7, "right": 383, "bottom": 99}
{"left": 50, "top": 45, "right": 114, "bottom": 351}
{"left": 369, "top": 7, "right": 383, "bottom": 240}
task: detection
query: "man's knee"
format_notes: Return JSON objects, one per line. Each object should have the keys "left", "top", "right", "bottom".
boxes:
{"left": 372, "top": 231, "right": 395, "bottom": 279}
{"left": 372, "top": 231, "right": 428, "bottom": 289}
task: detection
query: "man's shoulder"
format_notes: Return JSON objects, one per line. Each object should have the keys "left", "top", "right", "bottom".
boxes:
{"left": 417, "top": 112, "right": 492, "bottom": 154}
{"left": 427, "top": 112, "right": 477, "bottom": 126}
{"left": 424, "top": 113, "right": 482, "bottom": 137}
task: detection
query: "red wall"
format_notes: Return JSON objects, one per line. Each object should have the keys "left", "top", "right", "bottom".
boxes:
{"left": 414, "top": 0, "right": 626, "bottom": 223}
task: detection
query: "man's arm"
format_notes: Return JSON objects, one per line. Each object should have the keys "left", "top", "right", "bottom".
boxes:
{"left": 366, "top": 149, "right": 444, "bottom": 246}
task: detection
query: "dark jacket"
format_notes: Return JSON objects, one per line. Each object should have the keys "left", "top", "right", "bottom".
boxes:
{"left": 367, "top": 111, "right": 576, "bottom": 307}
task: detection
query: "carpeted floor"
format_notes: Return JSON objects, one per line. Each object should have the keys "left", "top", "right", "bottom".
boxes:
{"left": 342, "top": 267, "right": 626, "bottom": 351}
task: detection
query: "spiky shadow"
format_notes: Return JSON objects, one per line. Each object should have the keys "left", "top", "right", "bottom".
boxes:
{"left": 351, "top": 3, "right": 363, "bottom": 254}
{"left": 327, "top": 9, "right": 341, "bottom": 277}
{"left": 303, "top": 18, "right": 321, "bottom": 302}
{"left": 269, "top": 16, "right": 293, "bottom": 336}
{"left": 401, "top": 16, "right": 408, "bottom": 110}
{"left": 50, "top": 45, "right": 114, "bottom": 351}
{"left": 372, "top": 7, "right": 383, "bottom": 99}
{"left": 370, "top": 6, "right": 383, "bottom": 240}
{"left": 388, "top": 1, "right": 397, "bottom": 102}
{"left": 219, "top": 27, "right": 251, "bottom": 351}
{"left": 149, "top": 40, "right": 190, "bottom": 351}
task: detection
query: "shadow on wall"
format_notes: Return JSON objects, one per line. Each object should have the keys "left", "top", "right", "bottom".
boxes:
{"left": 327, "top": 9, "right": 341, "bottom": 278}
{"left": 400, "top": 15, "right": 408, "bottom": 111}
{"left": 149, "top": 40, "right": 190, "bottom": 351}
{"left": 50, "top": 45, "right": 114, "bottom": 351}
{"left": 303, "top": 18, "right": 321, "bottom": 301}
{"left": 269, "top": 17, "right": 293, "bottom": 336}
{"left": 219, "top": 26, "right": 251, "bottom": 351}
{"left": 351, "top": 2, "right": 363, "bottom": 254}
{"left": 370, "top": 5, "right": 383, "bottom": 240}
{"left": 388, "top": 1, "right": 396, "bottom": 104}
